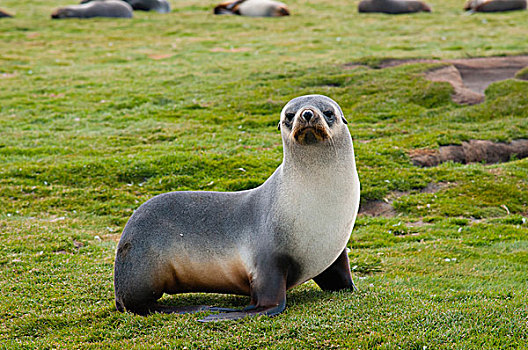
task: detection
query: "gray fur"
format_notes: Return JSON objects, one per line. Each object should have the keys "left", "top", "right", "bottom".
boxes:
{"left": 52, "top": 0, "right": 133, "bottom": 19}
{"left": 81, "top": 0, "right": 171, "bottom": 13}
{"left": 358, "top": 0, "right": 432, "bottom": 13}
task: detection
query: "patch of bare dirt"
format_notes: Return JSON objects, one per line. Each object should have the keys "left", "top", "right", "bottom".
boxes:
{"left": 378, "top": 56, "right": 528, "bottom": 104}
{"left": 359, "top": 184, "right": 448, "bottom": 216}
{"left": 411, "top": 139, "right": 528, "bottom": 167}
{"left": 425, "top": 65, "right": 484, "bottom": 104}
{"left": 449, "top": 56, "right": 528, "bottom": 95}
{"left": 359, "top": 199, "right": 397, "bottom": 217}
{"left": 420, "top": 182, "right": 449, "bottom": 193}
{"left": 359, "top": 191, "right": 407, "bottom": 217}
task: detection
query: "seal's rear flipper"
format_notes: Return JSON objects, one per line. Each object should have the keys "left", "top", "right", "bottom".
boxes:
{"left": 198, "top": 257, "right": 289, "bottom": 322}
{"left": 313, "top": 248, "right": 357, "bottom": 292}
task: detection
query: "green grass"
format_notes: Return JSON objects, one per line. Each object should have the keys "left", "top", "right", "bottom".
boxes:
{"left": 1, "top": 0, "right": 528, "bottom": 348}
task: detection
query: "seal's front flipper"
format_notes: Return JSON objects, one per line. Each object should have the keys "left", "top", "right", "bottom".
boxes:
{"left": 199, "top": 257, "right": 288, "bottom": 322}
{"left": 197, "top": 300, "right": 286, "bottom": 322}
{"left": 313, "top": 248, "right": 357, "bottom": 292}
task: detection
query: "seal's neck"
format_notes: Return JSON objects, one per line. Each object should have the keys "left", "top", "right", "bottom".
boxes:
{"left": 281, "top": 132, "right": 357, "bottom": 182}
{"left": 273, "top": 130, "right": 360, "bottom": 261}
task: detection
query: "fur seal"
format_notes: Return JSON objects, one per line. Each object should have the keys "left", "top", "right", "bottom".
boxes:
{"left": 114, "top": 95, "right": 360, "bottom": 322}
{"left": 51, "top": 0, "right": 133, "bottom": 19}
{"left": 0, "top": 9, "right": 13, "bottom": 17}
{"left": 464, "top": 0, "right": 526, "bottom": 12}
{"left": 214, "top": 0, "right": 290, "bottom": 17}
{"left": 81, "top": 0, "right": 171, "bottom": 13}
{"left": 358, "top": 0, "right": 431, "bottom": 14}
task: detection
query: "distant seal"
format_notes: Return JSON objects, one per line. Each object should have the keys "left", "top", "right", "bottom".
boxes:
{"left": 51, "top": 0, "right": 133, "bottom": 19}
{"left": 81, "top": 0, "right": 171, "bottom": 13}
{"left": 0, "top": 9, "right": 13, "bottom": 17}
{"left": 214, "top": 0, "right": 290, "bottom": 17}
{"left": 464, "top": 0, "right": 526, "bottom": 12}
{"left": 114, "top": 95, "right": 360, "bottom": 322}
{"left": 358, "top": 0, "right": 431, "bottom": 14}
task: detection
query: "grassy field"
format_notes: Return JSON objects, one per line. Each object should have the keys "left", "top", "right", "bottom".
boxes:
{"left": 1, "top": 0, "right": 528, "bottom": 348}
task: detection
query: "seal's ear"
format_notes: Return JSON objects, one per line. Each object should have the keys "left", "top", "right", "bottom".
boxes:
{"left": 277, "top": 122, "right": 281, "bottom": 131}
{"left": 341, "top": 116, "right": 348, "bottom": 124}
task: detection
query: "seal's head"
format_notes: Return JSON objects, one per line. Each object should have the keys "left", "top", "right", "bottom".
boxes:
{"left": 273, "top": 4, "right": 290, "bottom": 16}
{"left": 279, "top": 95, "right": 348, "bottom": 146}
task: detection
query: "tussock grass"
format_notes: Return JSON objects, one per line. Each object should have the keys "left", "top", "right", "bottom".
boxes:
{"left": 1, "top": 0, "right": 527, "bottom": 348}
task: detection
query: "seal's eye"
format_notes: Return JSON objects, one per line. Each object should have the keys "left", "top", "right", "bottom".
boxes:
{"left": 285, "top": 113, "right": 295, "bottom": 122}
{"left": 323, "top": 110, "right": 334, "bottom": 120}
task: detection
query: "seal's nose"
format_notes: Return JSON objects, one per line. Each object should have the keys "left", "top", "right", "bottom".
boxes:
{"left": 302, "top": 110, "right": 314, "bottom": 122}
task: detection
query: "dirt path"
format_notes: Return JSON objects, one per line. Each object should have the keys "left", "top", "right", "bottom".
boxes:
{"left": 379, "top": 56, "right": 528, "bottom": 104}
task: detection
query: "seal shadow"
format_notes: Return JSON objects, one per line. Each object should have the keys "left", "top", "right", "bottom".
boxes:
{"left": 157, "top": 293, "right": 250, "bottom": 310}
{"left": 151, "top": 283, "right": 355, "bottom": 316}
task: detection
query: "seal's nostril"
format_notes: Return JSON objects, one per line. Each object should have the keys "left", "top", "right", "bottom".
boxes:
{"left": 302, "top": 110, "right": 314, "bottom": 122}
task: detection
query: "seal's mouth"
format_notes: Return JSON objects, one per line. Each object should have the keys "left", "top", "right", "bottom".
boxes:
{"left": 292, "top": 126, "right": 329, "bottom": 145}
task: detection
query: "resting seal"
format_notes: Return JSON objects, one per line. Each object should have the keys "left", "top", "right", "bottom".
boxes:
{"left": 114, "top": 95, "right": 360, "bottom": 322}
{"left": 81, "top": 0, "right": 171, "bottom": 13}
{"left": 464, "top": 0, "right": 526, "bottom": 12}
{"left": 0, "top": 9, "right": 13, "bottom": 18}
{"left": 214, "top": 0, "right": 290, "bottom": 17}
{"left": 358, "top": 0, "right": 431, "bottom": 14}
{"left": 51, "top": 0, "right": 133, "bottom": 19}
